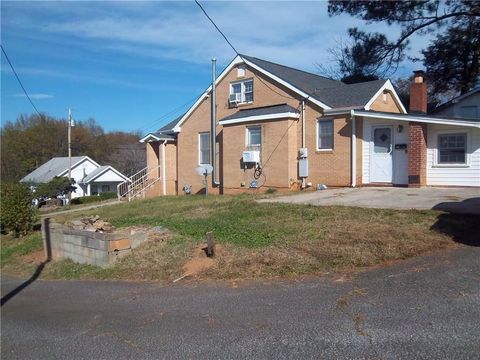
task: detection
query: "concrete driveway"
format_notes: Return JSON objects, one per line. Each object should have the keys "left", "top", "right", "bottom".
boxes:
{"left": 260, "top": 187, "right": 480, "bottom": 214}
{"left": 1, "top": 245, "right": 479, "bottom": 359}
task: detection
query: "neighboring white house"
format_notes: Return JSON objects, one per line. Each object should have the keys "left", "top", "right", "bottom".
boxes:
{"left": 20, "top": 156, "right": 129, "bottom": 199}
{"left": 432, "top": 87, "right": 480, "bottom": 120}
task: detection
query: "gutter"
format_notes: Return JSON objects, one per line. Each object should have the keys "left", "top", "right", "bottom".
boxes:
{"left": 211, "top": 58, "right": 220, "bottom": 187}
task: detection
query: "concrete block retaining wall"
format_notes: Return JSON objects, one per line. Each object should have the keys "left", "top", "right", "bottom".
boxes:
{"left": 43, "top": 220, "right": 147, "bottom": 267}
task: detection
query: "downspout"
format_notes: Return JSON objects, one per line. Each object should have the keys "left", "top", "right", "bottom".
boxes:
{"left": 211, "top": 58, "right": 220, "bottom": 187}
{"left": 350, "top": 109, "right": 356, "bottom": 188}
{"left": 162, "top": 140, "right": 167, "bottom": 195}
{"left": 302, "top": 100, "right": 306, "bottom": 147}
{"left": 301, "top": 100, "right": 306, "bottom": 189}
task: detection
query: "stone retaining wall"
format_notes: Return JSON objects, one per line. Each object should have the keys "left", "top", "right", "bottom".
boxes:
{"left": 43, "top": 219, "right": 147, "bottom": 267}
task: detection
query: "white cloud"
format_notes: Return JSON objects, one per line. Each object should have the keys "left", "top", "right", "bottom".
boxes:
{"left": 2, "top": 1, "right": 430, "bottom": 77}
{"left": 13, "top": 93, "right": 54, "bottom": 100}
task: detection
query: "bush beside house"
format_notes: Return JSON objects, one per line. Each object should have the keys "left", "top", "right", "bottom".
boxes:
{"left": 0, "top": 182, "right": 37, "bottom": 237}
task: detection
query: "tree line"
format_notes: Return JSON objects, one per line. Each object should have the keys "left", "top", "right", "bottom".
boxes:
{"left": 1, "top": 113, "right": 146, "bottom": 182}
{"left": 322, "top": 0, "right": 479, "bottom": 96}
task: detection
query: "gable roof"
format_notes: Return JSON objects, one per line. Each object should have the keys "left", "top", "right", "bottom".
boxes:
{"left": 141, "top": 54, "right": 405, "bottom": 138}
{"left": 81, "top": 165, "right": 129, "bottom": 184}
{"left": 431, "top": 87, "right": 480, "bottom": 114}
{"left": 139, "top": 114, "right": 184, "bottom": 143}
{"left": 20, "top": 156, "right": 99, "bottom": 184}
{"left": 239, "top": 55, "right": 404, "bottom": 110}
{"left": 158, "top": 114, "right": 184, "bottom": 133}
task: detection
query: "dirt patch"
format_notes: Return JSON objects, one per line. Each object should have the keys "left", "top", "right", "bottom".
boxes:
{"left": 182, "top": 244, "right": 225, "bottom": 277}
{"left": 21, "top": 250, "right": 45, "bottom": 264}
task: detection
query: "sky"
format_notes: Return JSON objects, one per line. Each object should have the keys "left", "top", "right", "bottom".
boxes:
{"left": 1, "top": 1, "right": 429, "bottom": 134}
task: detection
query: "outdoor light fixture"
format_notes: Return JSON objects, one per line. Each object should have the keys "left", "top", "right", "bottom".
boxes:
{"left": 397, "top": 124, "right": 404, "bottom": 133}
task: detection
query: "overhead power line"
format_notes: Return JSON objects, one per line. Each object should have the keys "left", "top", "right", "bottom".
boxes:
{"left": 194, "top": 0, "right": 240, "bottom": 55}
{"left": 1, "top": 44, "right": 42, "bottom": 117}
{"left": 138, "top": 94, "right": 200, "bottom": 133}
{"left": 194, "top": 0, "right": 300, "bottom": 102}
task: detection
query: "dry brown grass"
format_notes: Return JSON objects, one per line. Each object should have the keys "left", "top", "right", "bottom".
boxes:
{"left": 3, "top": 194, "right": 475, "bottom": 282}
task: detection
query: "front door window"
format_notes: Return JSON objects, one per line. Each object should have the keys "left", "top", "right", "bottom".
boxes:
{"left": 374, "top": 128, "right": 392, "bottom": 153}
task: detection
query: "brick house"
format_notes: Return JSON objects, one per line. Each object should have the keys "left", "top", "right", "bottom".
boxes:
{"left": 129, "top": 55, "right": 479, "bottom": 198}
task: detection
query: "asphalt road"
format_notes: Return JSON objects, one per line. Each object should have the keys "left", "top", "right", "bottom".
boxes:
{"left": 2, "top": 245, "right": 479, "bottom": 359}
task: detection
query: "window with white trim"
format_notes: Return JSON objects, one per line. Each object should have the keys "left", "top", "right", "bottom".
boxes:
{"left": 317, "top": 119, "right": 333, "bottom": 150}
{"left": 247, "top": 126, "right": 261, "bottom": 148}
{"left": 438, "top": 133, "right": 466, "bottom": 164}
{"left": 230, "top": 79, "right": 253, "bottom": 104}
{"left": 199, "top": 132, "right": 210, "bottom": 165}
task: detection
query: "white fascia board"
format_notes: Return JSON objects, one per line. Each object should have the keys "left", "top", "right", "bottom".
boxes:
{"left": 172, "top": 54, "right": 333, "bottom": 132}
{"left": 242, "top": 58, "right": 332, "bottom": 110}
{"left": 355, "top": 111, "right": 480, "bottom": 128}
{"left": 364, "top": 80, "right": 407, "bottom": 114}
{"left": 57, "top": 156, "right": 100, "bottom": 177}
{"left": 139, "top": 133, "right": 175, "bottom": 143}
{"left": 219, "top": 112, "right": 300, "bottom": 126}
{"left": 139, "top": 133, "right": 160, "bottom": 143}
{"left": 84, "top": 166, "right": 130, "bottom": 184}
{"left": 172, "top": 55, "right": 244, "bottom": 133}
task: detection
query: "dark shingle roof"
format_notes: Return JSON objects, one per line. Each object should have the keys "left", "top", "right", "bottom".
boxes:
{"left": 240, "top": 55, "right": 387, "bottom": 108}
{"left": 220, "top": 104, "right": 299, "bottom": 122}
{"left": 431, "top": 87, "right": 480, "bottom": 115}
{"left": 318, "top": 79, "right": 387, "bottom": 108}
{"left": 152, "top": 132, "right": 176, "bottom": 140}
{"left": 156, "top": 114, "right": 184, "bottom": 133}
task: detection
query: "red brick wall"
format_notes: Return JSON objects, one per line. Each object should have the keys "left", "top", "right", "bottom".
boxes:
{"left": 408, "top": 122, "right": 427, "bottom": 187}
{"left": 409, "top": 78, "right": 427, "bottom": 113}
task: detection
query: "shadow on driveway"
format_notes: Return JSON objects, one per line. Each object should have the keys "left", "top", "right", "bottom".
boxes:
{"left": 431, "top": 209, "right": 480, "bottom": 247}
{"left": 432, "top": 197, "right": 480, "bottom": 215}
{"left": 1, "top": 218, "right": 52, "bottom": 307}
{"left": 1, "top": 260, "right": 50, "bottom": 306}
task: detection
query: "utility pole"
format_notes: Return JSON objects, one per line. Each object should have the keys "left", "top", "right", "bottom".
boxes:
{"left": 67, "top": 108, "right": 73, "bottom": 204}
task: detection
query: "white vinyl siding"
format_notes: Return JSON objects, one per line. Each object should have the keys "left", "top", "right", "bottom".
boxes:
{"left": 199, "top": 132, "right": 210, "bottom": 165}
{"left": 427, "top": 125, "right": 480, "bottom": 186}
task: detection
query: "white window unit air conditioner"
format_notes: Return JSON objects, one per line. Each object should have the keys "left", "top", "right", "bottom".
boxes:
{"left": 243, "top": 150, "right": 260, "bottom": 163}
{"left": 229, "top": 93, "right": 241, "bottom": 105}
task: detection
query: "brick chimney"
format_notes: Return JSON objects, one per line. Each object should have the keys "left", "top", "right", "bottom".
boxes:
{"left": 408, "top": 70, "right": 428, "bottom": 187}
{"left": 409, "top": 70, "right": 427, "bottom": 114}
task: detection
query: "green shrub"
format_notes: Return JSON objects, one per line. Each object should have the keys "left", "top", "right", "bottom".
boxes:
{"left": 99, "top": 192, "right": 117, "bottom": 200}
{"left": 265, "top": 188, "right": 277, "bottom": 194}
{"left": 0, "top": 182, "right": 37, "bottom": 237}
{"left": 71, "top": 192, "right": 117, "bottom": 205}
{"left": 36, "top": 176, "right": 76, "bottom": 198}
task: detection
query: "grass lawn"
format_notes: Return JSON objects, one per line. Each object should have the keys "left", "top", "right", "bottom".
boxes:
{"left": 2, "top": 194, "right": 477, "bottom": 282}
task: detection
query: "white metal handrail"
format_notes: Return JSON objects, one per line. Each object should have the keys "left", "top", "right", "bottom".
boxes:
{"left": 117, "top": 165, "right": 162, "bottom": 201}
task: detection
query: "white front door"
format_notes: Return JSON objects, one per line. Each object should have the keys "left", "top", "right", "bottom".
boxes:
{"left": 370, "top": 126, "right": 393, "bottom": 183}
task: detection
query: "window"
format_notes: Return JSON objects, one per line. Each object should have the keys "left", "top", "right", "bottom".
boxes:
{"left": 230, "top": 80, "right": 253, "bottom": 104}
{"left": 438, "top": 133, "right": 466, "bottom": 164}
{"left": 199, "top": 132, "right": 210, "bottom": 165}
{"left": 247, "top": 126, "right": 261, "bottom": 147}
{"left": 101, "top": 185, "right": 110, "bottom": 193}
{"left": 317, "top": 120, "right": 333, "bottom": 150}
